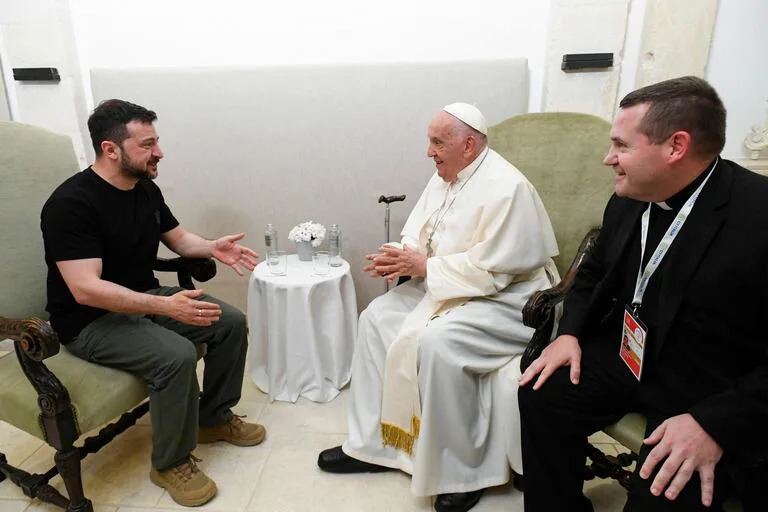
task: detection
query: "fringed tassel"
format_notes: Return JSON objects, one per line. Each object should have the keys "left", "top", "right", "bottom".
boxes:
{"left": 412, "top": 415, "right": 421, "bottom": 437}
{"left": 381, "top": 415, "right": 421, "bottom": 455}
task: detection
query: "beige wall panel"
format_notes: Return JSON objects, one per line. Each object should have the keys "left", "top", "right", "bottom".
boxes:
{"left": 91, "top": 61, "right": 528, "bottom": 311}
{"left": 542, "top": 0, "right": 631, "bottom": 119}
{"left": 636, "top": 0, "right": 718, "bottom": 87}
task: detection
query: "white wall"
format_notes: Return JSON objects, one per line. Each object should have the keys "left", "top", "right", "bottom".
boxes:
{"left": 7, "top": 0, "right": 766, "bottom": 163}
{"left": 0, "top": 0, "right": 90, "bottom": 166}
{"left": 68, "top": 0, "right": 550, "bottom": 115}
{"left": 90, "top": 62, "right": 528, "bottom": 311}
{"left": 706, "top": 0, "right": 768, "bottom": 160}
{"left": 541, "top": 0, "right": 631, "bottom": 119}
{"left": 615, "top": 0, "right": 647, "bottom": 103}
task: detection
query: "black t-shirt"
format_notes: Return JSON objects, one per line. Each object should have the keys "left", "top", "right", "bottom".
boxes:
{"left": 40, "top": 167, "right": 179, "bottom": 344}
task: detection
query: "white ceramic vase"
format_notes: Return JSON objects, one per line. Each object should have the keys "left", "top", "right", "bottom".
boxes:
{"left": 296, "top": 241, "right": 315, "bottom": 261}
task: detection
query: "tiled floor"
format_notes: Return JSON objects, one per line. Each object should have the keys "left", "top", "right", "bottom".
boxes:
{"left": 0, "top": 356, "right": 631, "bottom": 512}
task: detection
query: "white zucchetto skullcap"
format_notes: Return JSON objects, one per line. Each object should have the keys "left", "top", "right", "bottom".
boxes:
{"left": 442, "top": 102, "right": 487, "bottom": 135}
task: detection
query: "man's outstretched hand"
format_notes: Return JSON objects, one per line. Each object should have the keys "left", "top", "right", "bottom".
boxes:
{"left": 212, "top": 232, "right": 260, "bottom": 275}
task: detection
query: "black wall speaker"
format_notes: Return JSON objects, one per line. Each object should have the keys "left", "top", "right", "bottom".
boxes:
{"left": 13, "top": 67, "right": 61, "bottom": 82}
{"left": 561, "top": 53, "right": 613, "bottom": 72}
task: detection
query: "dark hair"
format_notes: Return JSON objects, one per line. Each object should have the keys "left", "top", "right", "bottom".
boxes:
{"left": 88, "top": 99, "right": 157, "bottom": 155}
{"left": 619, "top": 76, "right": 726, "bottom": 158}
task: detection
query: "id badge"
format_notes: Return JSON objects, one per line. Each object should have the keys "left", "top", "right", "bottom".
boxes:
{"left": 620, "top": 306, "right": 647, "bottom": 381}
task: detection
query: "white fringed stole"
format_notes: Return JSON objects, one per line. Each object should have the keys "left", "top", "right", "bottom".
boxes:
{"left": 379, "top": 295, "right": 466, "bottom": 454}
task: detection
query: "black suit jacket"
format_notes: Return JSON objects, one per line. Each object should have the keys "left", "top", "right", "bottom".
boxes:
{"left": 558, "top": 158, "right": 768, "bottom": 462}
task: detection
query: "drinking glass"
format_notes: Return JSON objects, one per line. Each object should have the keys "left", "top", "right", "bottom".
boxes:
{"left": 267, "top": 250, "right": 287, "bottom": 276}
{"left": 312, "top": 251, "right": 330, "bottom": 275}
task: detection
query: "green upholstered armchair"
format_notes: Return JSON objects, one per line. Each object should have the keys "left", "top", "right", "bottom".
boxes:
{"left": 0, "top": 121, "right": 215, "bottom": 512}
{"left": 489, "top": 112, "right": 613, "bottom": 373}
{"left": 492, "top": 114, "right": 744, "bottom": 511}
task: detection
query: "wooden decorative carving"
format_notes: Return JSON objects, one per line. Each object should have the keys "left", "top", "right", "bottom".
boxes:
{"left": 520, "top": 228, "right": 601, "bottom": 371}
{"left": 0, "top": 316, "right": 59, "bottom": 361}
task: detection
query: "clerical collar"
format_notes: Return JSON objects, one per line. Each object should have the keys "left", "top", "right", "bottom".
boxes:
{"left": 654, "top": 158, "right": 718, "bottom": 211}
{"left": 451, "top": 147, "right": 489, "bottom": 188}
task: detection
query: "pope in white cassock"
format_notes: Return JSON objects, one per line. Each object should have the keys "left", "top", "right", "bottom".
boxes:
{"left": 318, "top": 103, "right": 559, "bottom": 512}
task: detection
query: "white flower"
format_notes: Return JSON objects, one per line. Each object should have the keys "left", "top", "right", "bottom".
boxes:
{"left": 288, "top": 221, "right": 326, "bottom": 247}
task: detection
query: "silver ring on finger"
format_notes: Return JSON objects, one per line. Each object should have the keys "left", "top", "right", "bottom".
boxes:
{"left": 197, "top": 308, "right": 202, "bottom": 317}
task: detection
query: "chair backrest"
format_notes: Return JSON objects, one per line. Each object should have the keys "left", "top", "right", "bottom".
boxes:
{"left": 0, "top": 121, "right": 79, "bottom": 319}
{"left": 489, "top": 112, "right": 614, "bottom": 275}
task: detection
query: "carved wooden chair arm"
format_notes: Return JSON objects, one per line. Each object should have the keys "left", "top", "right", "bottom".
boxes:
{"left": 520, "top": 228, "right": 601, "bottom": 370}
{"left": 0, "top": 315, "right": 74, "bottom": 454}
{"left": 0, "top": 316, "right": 60, "bottom": 361}
{"left": 153, "top": 257, "right": 217, "bottom": 290}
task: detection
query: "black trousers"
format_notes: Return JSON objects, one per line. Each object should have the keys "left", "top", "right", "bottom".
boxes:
{"left": 518, "top": 339, "right": 739, "bottom": 512}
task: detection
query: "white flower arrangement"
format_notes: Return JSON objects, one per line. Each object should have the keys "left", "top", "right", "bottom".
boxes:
{"left": 288, "top": 221, "right": 326, "bottom": 248}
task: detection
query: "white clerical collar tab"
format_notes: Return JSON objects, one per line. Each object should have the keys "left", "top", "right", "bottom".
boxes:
{"left": 654, "top": 201, "right": 673, "bottom": 211}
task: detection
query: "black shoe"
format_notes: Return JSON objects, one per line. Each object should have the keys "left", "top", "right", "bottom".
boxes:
{"left": 512, "top": 471, "right": 524, "bottom": 492}
{"left": 317, "top": 445, "right": 395, "bottom": 474}
{"left": 434, "top": 489, "right": 484, "bottom": 512}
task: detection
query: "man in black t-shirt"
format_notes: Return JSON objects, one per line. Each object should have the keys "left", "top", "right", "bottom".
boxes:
{"left": 41, "top": 99, "right": 265, "bottom": 507}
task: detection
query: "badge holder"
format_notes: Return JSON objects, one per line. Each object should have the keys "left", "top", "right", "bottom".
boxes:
{"left": 620, "top": 305, "right": 647, "bottom": 381}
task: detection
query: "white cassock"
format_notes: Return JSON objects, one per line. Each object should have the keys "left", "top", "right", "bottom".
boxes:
{"left": 342, "top": 147, "right": 559, "bottom": 496}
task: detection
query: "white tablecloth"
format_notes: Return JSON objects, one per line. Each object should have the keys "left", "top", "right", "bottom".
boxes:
{"left": 247, "top": 255, "right": 357, "bottom": 402}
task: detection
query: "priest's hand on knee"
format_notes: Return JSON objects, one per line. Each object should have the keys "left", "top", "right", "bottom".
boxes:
{"left": 640, "top": 413, "right": 723, "bottom": 507}
{"left": 518, "top": 334, "right": 582, "bottom": 389}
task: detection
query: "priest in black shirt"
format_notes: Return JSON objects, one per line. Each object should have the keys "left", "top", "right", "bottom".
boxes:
{"left": 518, "top": 76, "right": 768, "bottom": 511}
{"left": 41, "top": 99, "right": 265, "bottom": 507}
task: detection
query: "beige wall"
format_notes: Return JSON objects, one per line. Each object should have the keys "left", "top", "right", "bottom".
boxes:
{"left": 0, "top": 0, "right": 89, "bottom": 166}
{"left": 0, "top": 64, "right": 9, "bottom": 121}
{"left": 541, "top": 0, "right": 632, "bottom": 120}
{"left": 635, "top": 0, "right": 718, "bottom": 88}
{"left": 541, "top": 0, "right": 719, "bottom": 122}
{"left": 90, "top": 62, "right": 529, "bottom": 311}
{"left": 6, "top": 0, "right": 768, "bottom": 312}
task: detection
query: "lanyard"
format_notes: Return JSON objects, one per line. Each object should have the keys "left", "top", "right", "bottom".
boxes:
{"left": 632, "top": 159, "right": 718, "bottom": 311}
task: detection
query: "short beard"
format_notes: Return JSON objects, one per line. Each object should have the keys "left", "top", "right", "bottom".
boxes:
{"left": 119, "top": 149, "right": 155, "bottom": 180}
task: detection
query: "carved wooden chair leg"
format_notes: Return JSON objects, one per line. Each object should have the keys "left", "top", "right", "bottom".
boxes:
{"left": 55, "top": 448, "right": 93, "bottom": 512}
{"left": 14, "top": 339, "right": 94, "bottom": 511}
{"left": 585, "top": 442, "right": 636, "bottom": 489}
{"left": 0, "top": 452, "right": 70, "bottom": 508}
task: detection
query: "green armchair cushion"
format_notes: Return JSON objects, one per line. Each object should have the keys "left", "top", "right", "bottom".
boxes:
{"left": 0, "top": 346, "right": 146, "bottom": 441}
{"left": 0, "top": 344, "right": 205, "bottom": 441}
{"left": 603, "top": 413, "right": 647, "bottom": 455}
{"left": 489, "top": 112, "right": 614, "bottom": 275}
{"left": 0, "top": 122, "right": 78, "bottom": 320}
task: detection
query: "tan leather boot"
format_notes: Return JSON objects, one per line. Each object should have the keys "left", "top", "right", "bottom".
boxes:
{"left": 198, "top": 414, "right": 266, "bottom": 447}
{"left": 150, "top": 455, "right": 217, "bottom": 507}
